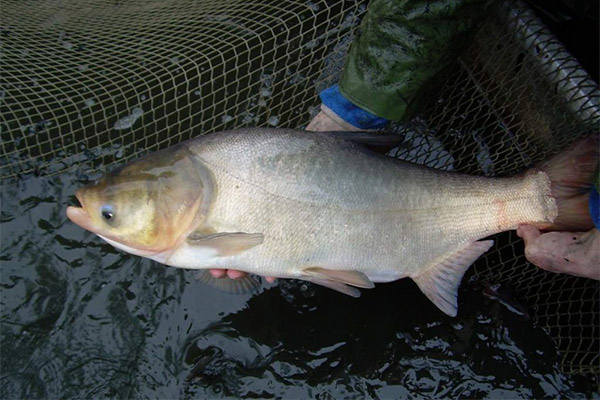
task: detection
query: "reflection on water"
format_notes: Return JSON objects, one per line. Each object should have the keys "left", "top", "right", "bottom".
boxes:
{"left": 0, "top": 173, "right": 595, "bottom": 398}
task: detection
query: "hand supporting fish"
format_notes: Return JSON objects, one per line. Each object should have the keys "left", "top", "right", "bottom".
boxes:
{"left": 209, "top": 268, "right": 275, "bottom": 283}
{"left": 67, "top": 129, "right": 598, "bottom": 316}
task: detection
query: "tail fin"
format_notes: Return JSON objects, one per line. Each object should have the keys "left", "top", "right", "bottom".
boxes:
{"left": 537, "top": 134, "right": 599, "bottom": 231}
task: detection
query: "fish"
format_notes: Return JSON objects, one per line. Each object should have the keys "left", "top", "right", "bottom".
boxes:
{"left": 66, "top": 129, "right": 597, "bottom": 316}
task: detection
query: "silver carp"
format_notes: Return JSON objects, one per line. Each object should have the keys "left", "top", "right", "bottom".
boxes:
{"left": 66, "top": 129, "right": 596, "bottom": 316}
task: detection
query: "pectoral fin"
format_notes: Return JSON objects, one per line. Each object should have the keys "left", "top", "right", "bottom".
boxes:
{"left": 413, "top": 240, "right": 494, "bottom": 317}
{"left": 302, "top": 267, "right": 375, "bottom": 297}
{"left": 195, "top": 270, "right": 261, "bottom": 294}
{"left": 187, "top": 231, "right": 264, "bottom": 256}
{"left": 304, "top": 267, "right": 375, "bottom": 288}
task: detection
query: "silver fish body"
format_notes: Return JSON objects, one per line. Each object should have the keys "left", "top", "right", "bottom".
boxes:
{"left": 155, "top": 129, "right": 556, "bottom": 314}
{"left": 69, "top": 128, "right": 559, "bottom": 316}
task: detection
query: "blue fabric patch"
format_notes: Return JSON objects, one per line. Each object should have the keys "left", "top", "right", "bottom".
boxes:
{"left": 319, "top": 85, "right": 388, "bottom": 130}
{"left": 590, "top": 185, "right": 600, "bottom": 230}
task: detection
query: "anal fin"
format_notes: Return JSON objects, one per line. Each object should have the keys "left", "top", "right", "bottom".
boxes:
{"left": 413, "top": 240, "right": 494, "bottom": 317}
{"left": 195, "top": 270, "right": 261, "bottom": 294}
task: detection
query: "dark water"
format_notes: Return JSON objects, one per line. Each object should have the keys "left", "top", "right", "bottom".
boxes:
{"left": 1, "top": 170, "right": 596, "bottom": 399}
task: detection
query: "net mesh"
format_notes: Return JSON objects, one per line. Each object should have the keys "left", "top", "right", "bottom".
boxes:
{"left": 1, "top": 0, "right": 598, "bottom": 376}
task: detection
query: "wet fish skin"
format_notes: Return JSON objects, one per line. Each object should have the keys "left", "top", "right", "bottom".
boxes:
{"left": 67, "top": 128, "right": 558, "bottom": 316}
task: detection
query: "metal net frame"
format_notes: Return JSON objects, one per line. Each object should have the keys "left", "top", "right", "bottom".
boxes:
{"left": 1, "top": 0, "right": 598, "bottom": 376}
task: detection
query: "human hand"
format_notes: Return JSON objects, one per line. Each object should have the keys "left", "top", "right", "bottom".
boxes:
{"left": 517, "top": 225, "right": 599, "bottom": 280}
{"left": 209, "top": 269, "right": 276, "bottom": 283}
{"left": 306, "top": 108, "right": 361, "bottom": 132}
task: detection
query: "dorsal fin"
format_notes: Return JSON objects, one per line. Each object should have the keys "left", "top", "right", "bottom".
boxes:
{"left": 315, "top": 131, "right": 402, "bottom": 152}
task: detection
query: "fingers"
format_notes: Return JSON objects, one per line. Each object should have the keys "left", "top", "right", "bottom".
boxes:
{"left": 516, "top": 225, "right": 541, "bottom": 245}
{"left": 226, "top": 269, "right": 247, "bottom": 279}
{"left": 209, "top": 269, "right": 227, "bottom": 278}
{"left": 209, "top": 268, "right": 276, "bottom": 282}
{"left": 305, "top": 109, "right": 351, "bottom": 132}
{"left": 517, "top": 227, "right": 600, "bottom": 280}
{"left": 209, "top": 269, "right": 248, "bottom": 279}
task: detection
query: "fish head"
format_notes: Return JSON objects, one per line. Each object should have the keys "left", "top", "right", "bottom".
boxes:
{"left": 67, "top": 145, "right": 212, "bottom": 256}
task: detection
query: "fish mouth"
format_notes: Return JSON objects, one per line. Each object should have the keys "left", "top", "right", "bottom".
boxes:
{"left": 66, "top": 190, "right": 96, "bottom": 233}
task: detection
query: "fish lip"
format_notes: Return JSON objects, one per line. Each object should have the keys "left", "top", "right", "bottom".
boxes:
{"left": 66, "top": 189, "right": 94, "bottom": 231}
{"left": 66, "top": 204, "right": 94, "bottom": 232}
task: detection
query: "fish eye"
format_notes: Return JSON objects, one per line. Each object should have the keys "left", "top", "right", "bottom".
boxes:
{"left": 101, "top": 205, "right": 114, "bottom": 221}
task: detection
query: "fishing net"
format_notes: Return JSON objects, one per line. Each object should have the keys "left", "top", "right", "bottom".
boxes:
{"left": 1, "top": 0, "right": 598, "bottom": 376}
